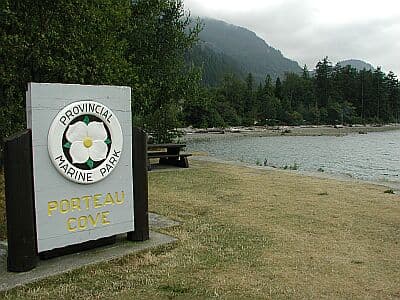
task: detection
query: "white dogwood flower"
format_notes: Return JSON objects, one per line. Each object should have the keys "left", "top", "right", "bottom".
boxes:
{"left": 66, "top": 121, "right": 108, "bottom": 164}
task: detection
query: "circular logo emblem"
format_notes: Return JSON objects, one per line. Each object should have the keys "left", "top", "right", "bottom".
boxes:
{"left": 48, "top": 100, "right": 123, "bottom": 184}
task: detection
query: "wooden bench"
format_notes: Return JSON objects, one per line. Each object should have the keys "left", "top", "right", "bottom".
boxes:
{"left": 147, "top": 143, "right": 192, "bottom": 169}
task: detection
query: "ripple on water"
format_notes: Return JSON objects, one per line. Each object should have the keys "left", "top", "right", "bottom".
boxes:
{"left": 186, "top": 130, "right": 400, "bottom": 184}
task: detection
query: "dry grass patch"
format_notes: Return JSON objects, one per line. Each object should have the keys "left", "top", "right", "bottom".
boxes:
{"left": 1, "top": 160, "right": 400, "bottom": 299}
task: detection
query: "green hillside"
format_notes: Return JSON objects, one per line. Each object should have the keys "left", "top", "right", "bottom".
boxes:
{"left": 186, "top": 42, "right": 244, "bottom": 86}
{"left": 187, "top": 18, "right": 302, "bottom": 85}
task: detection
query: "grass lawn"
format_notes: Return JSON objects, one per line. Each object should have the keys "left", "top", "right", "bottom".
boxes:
{"left": 1, "top": 160, "right": 400, "bottom": 299}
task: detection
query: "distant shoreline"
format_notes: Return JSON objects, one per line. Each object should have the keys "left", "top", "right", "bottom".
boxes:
{"left": 181, "top": 124, "right": 400, "bottom": 142}
{"left": 191, "top": 155, "right": 400, "bottom": 193}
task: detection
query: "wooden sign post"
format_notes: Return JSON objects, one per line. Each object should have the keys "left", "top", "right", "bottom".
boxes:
{"left": 4, "top": 130, "right": 37, "bottom": 272}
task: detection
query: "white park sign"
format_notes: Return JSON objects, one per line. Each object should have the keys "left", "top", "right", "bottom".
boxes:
{"left": 27, "top": 83, "right": 134, "bottom": 252}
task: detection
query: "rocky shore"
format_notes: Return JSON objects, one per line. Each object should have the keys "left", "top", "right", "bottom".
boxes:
{"left": 180, "top": 124, "right": 400, "bottom": 142}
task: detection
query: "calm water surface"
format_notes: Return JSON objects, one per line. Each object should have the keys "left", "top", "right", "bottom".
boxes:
{"left": 186, "top": 130, "right": 400, "bottom": 185}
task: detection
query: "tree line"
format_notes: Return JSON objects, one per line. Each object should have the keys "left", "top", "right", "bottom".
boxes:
{"left": 184, "top": 57, "right": 400, "bottom": 127}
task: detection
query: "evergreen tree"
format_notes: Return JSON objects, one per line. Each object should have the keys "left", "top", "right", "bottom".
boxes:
{"left": 302, "top": 65, "right": 310, "bottom": 80}
{"left": 372, "top": 67, "right": 386, "bottom": 121}
{"left": 275, "top": 77, "right": 282, "bottom": 99}
{"left": 385, "top": 71, "right": 399, "bottom": 122}
{"left": 263, "top": 75, "right": 274, "bottom": 96}
{"left": 315, "top": 57, "right": 333, "bottom": 109}
{"left": 243, "top": 73, "right": 256, "bottom": 124}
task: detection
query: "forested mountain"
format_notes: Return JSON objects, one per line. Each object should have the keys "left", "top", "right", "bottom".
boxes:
{"left": 187, "top": 18, "right": 302, "bottom": 85}
{"left": 186, "top": 42, "right": 244, "bottom": 86}
{"left": 337, "top": 59, "right": 374, "bottom": 71}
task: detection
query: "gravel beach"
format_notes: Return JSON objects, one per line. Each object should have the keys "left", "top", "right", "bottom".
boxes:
{"left": 181, "top": 124, "right": 400, "bottom": 142}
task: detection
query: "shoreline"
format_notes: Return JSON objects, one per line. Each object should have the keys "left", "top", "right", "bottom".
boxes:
{"left": 180, "top": 124, "right": 400, "bottom": 142}
{"left": 190, "top": 155, "right": 400, "bottom": 193}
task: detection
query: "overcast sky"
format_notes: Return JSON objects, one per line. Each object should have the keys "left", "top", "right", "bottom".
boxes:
{"left": 184, "top": 0, "right": 400, "bottom": 75}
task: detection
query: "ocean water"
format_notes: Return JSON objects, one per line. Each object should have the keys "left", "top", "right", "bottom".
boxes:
{"left": 186, "top": 130, "right": 400, "bottom": 186}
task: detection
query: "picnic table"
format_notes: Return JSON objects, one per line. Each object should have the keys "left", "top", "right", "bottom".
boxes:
{"left": 147, "top": 143, "right": 192, "bottom": 169}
